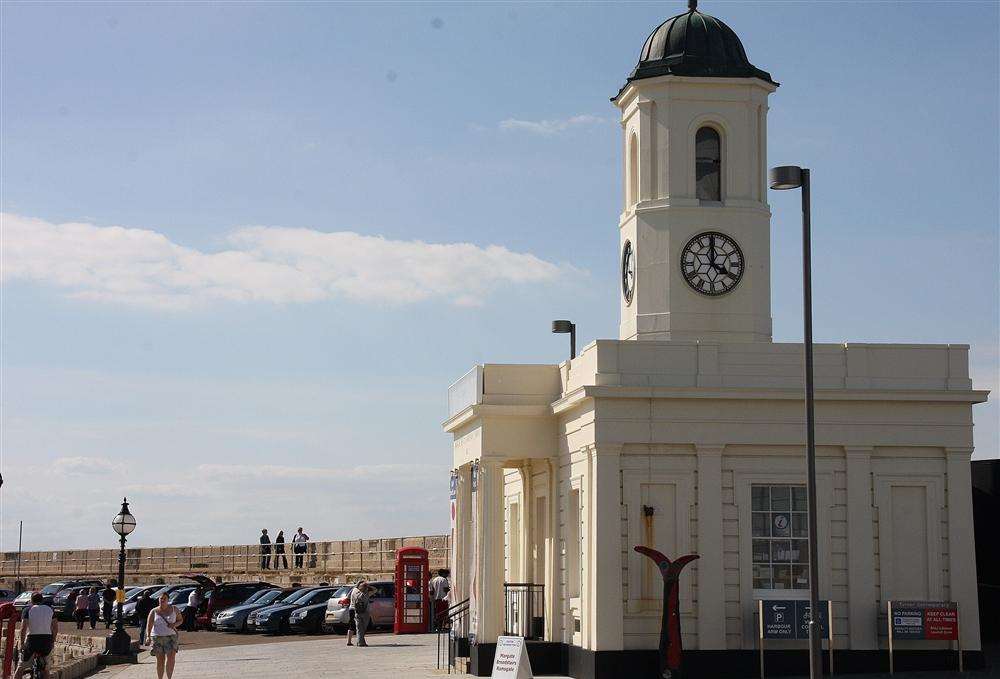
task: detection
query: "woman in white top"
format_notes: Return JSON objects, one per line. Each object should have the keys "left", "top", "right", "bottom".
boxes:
{"left": 147, "top": 592, "right": 181, "bottom": 679}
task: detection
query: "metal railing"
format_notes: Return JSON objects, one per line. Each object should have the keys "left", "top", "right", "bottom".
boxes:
{"left": 503, "top": 582, "right": 544, "bottom": 640}
{"left": 0, "top": 535, "right": 449, "bottom": 581}
{"left": 436, "top": 598, "right": 470, "bottom": 674}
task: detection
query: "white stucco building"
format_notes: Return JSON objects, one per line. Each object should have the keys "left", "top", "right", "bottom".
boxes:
{"left": 443, "top": 3, "right": 988, "bottom": 676}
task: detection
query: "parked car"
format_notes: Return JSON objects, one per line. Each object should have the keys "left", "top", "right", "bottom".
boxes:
{"left": 290, "top": 586, "right": 350, "bottom": 634}
{"left": 0, "top": 589, "right": 16, "bottom": 603}
{"left": 182, "top": 575, "right": 273, "bottom": 630}
{"left": 214, "top": 588, "right": 301, "bottom": 633}
{"left": 122, "top": 584, "right": 191, "bottom": 624}
{"left": 324, "top": 581, "right": 395, "bottom": 634}
{"left": 248, "top": 587, "right": 337, "bottom": 634}
{"left": 37, "top": 580, "right": 103, "bottom": 606}
{"left": 12, "top": 591, "right": 34, "bottom": 614}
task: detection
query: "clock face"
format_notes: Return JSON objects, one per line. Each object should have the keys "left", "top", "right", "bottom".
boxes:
{"left": 621, "top": 239, "right": 635, "bottom": 305}
{"left": 680, "top": 231, "right": 744, "bottom": 296}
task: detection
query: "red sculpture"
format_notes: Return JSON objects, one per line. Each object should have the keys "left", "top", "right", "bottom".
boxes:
{"left": 634, "top": 546, "right": 699, "bottom": 679}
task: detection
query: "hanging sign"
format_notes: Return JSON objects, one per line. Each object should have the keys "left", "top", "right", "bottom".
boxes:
{"left": 491, "top": 635, "right": 533, "bottom": 679}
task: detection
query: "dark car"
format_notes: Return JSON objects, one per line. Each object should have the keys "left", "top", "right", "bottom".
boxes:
{"left": 0, "top": 589, "right": 16, "bottom": 603}
{"left": 37, "top": 580, "right": 103, "bottom": 606}
{"left": 122, "top": 584, "right": 191, "bottom": 624}
{"left": 214, "top": 588, "right": 301, "bottom": 633}
{"left": 182, "top": 574, "right": 273, "bottom": 630}
{"left": 289, "top": 586, "right": 350, "bottom": 634}
{"left": 248, "top": 587, "right": 337, "bottom": 634}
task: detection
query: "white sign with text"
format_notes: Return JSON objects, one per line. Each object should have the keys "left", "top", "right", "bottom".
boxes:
{"left": 491, "top": 635, "right": 533, "bottom": 679}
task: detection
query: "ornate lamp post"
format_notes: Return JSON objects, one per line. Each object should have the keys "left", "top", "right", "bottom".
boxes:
{"left": 106, "top": 498, "right": 136, "bottom": 656}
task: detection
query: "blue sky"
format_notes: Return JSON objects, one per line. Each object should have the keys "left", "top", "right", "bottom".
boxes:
{"left": 2, "top": 1, "right": 997, "bottom": 551}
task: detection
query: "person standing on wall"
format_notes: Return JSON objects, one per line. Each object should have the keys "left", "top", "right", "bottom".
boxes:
{"left": 87, "top": 587, "right": 100, "bottom": 630}
{"left": 292, "top": 527, "right": 309, "bottom": 569}
{"left": 101, "top": 581, "right": 116, "bottom": 629}
{"left": 274, "top": 531, "right": 288, "bottom": 569}
{"left": 134, "top": 589, "right": 156, "bottom": 646}
{"left": 429, "top": 569, "right": 451, "bottom": 631}
{"left": 259, "top": 529, "right": 271, "bottom": 570}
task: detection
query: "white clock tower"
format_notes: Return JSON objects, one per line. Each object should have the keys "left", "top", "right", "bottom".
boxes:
{"left": 614, "top": 0, "right": 778, "bottom": 343}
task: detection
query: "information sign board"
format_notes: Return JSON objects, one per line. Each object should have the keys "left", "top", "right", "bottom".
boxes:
{"left": 761, "top": 600, "right": 829, "bottom": 640}
{"left": 491, "top": 635, "right": 533, "bottom": 679}
{"left": 887, "top": 601, "right": 961, "bottom": 675}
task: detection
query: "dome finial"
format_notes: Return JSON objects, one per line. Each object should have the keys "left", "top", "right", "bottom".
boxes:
{"left": 688, "top": 0, "right": 697, "bottom": 11}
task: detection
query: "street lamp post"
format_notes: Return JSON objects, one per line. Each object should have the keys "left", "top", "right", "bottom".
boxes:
{"left": 551, "top": 320, "right": 576, "bottom": 360}
{"left": 107, "top": 498, "right": 136, "bottom": 657}
{"left": 769, "top": 165, "right": 822, "bottom": 679}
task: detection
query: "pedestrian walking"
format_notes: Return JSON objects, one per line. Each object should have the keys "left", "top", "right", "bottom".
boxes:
{"left": 183, "top": 588, "right": 202, "bottom": 631}
{"left": 292, "top": 527, "right": 309, "bottom": 569}
{"left": 274, "top": 531, "right": 288, "bottom": 569}
{"left": 73, "top": 590, "right": 89, "bottom": 630}
{"left": 101, "top": 583, "right": 115, "bottom": 629}
{"left": 429, "top": 569, "right": 451, "bottom": 631}
{"left": 259, "top": 529, "right": 271, "bottom": 570}
{"left": 346, "top": 580, "right": 372, "bottom": 647}
{"left": 134, "top": 590, "right": 156, "bottom": 646}
{"left": 86, "top": 587, "right": 100, "bottom": 629}
{"left": 147, "top": 592, "right": 180, "bottom": 679}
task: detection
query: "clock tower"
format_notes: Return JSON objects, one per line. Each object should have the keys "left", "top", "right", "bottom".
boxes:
{"left": 614, "top": 1, "right": 778, "bottom": 342}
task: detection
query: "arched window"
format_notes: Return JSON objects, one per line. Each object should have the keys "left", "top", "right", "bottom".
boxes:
{"left": 628, "top": 133, "right": 639, "bottom": 207}
{"left": 695, "top": 126, "right": 721, "bottom": 201}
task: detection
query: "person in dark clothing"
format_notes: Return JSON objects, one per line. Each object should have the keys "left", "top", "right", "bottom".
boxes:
{"left": 259, "top": 529, "right": 271, "bottom": 570}
{"left": 134, "top": 590, "right": 156, "bottom": 646}
{"left": 292, "top": 527, "right": 309, "bottom": 569}
{"left": 274, "top": 531, "right": 288, "bottom": 569}
{"left": 101, "top": 584, "right": 115, "bottom": 629}
{"left": 87, "top": 588, "right": 100, "bottom": 629}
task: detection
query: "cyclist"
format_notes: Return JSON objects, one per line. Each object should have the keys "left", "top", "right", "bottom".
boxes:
{"left": 14, "top": 592, "right": 57, "bottom": 678}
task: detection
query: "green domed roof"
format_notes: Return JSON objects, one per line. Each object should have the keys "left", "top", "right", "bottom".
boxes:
{"left": 617, "top": 1, "right": 776, "bottom": 97}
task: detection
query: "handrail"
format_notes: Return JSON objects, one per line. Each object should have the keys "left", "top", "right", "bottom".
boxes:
{"left": 437, "top": 597, "right": 471, "bottom": 674}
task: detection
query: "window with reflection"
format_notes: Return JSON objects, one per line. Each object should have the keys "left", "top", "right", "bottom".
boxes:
{"left": 751, "top": 484, "right": 810, "bottom": 590}
{"left": 695, "top": 126, "right": 721, "bottom": 201}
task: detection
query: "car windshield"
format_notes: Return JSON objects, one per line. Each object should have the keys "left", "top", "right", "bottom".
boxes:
{"left": 280, "top": 589, "right": 312, "bottom": 603}
{"left": 124, "top": 587, "right": 150, "bottom": 602}
{"left": 15, "top": 592, "right": 32, "bottom": 602}
{"left": 304, "top": 590, "right": 333, "bottom": 605}
{"left": 242, "top": 589, "right": 272, "bottom": 605}
{"left": 168, "top": 589, "right": 193, "bottom": 604}
{"left": 253, "top": 590, "right": 283, "bottom": 605}
{"left": 332, "top": 586, "right": 351, "bottom": 598}
{"left": 40, "top": 584, "right": 64, "bottom": 596}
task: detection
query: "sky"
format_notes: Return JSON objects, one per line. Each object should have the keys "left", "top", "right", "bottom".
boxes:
{"left": 1, "top": 1, "right": 997, "bottom": 552}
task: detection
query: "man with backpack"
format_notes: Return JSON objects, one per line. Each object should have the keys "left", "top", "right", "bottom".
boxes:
{"left": 345, "top": 580, "right": 372, "bottom": 647}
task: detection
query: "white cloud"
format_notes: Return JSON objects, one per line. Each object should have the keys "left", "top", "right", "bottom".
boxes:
{"left": 1, "top": 213, "right": 573, "bottom": 310}
{"left": 52, "top": 456, "right": 122, "bottom": 476}
{"left": 498, "top": 114, "right": 605, "bottom": 136}
{"left": 196, "top": 462, "right": 445, "bottom": 482}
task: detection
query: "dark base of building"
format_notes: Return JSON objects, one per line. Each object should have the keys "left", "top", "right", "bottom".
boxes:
{"left": 468, "top": 642, "right": 985, "bottom": 678}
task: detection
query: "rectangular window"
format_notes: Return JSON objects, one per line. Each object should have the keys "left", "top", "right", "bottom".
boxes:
{"left": 751, "top": 484, "right": 809, "bottom": 590}
{"left": 567, "top": 489, "right": 581, "bottom": 599}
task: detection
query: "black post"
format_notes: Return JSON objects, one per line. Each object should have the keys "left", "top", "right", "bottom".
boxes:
{"left": 569, "top": 324, "right": 576, "bottom": 360}
{"left": 106, "top": 532, "right": 132, "bottom": 655}
{"left": 800, "top": 169, "right": 822, "bottom": 679}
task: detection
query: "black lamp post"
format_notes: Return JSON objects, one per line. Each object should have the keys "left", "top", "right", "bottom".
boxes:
{"left": 106, "top": 498, "right": 136, "bottom": 656}
{"left": 769, "top": 165, "right": 822, "bottom": 679}
{"left": 551, "top": 320, "right": 576, "bottom": 360}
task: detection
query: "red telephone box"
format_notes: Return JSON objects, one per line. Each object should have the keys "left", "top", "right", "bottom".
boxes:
{"left": 394, "top": 546, "right": 430, "bottom": 634}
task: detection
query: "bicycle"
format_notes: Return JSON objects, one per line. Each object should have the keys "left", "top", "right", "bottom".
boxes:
{"left": 14, "top": 644, "right": 48, "bottom": 678}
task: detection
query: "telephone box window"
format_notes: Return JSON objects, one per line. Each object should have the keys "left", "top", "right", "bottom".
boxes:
{"left": 696, "top": 127, "right": 721, "bottom": 201}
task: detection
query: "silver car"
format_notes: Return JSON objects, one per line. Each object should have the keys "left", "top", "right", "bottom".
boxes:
{"left": 323, "top": 581, "right": 395, "bottom": 633}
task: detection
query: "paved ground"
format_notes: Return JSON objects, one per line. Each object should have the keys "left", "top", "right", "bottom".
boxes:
{"left": 66, "top": 625, "right": 340, "bottom": 651}
{"left": 89, "top": 632, "right": 488, "bottom": 679}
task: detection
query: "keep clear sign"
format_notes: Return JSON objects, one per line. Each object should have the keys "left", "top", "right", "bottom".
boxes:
{"left": 491, "top": 636, "right": 533, "bottom": 679}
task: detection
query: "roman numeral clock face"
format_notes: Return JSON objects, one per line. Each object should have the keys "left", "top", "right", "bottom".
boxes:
{"left": 680, "top": 231, "right": 744, "bottom": 296}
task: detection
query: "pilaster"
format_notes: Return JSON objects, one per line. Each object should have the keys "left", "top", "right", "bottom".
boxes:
{"left": 475, "top": 459, "right": 506, "bottom": 644}
{"left": 696, "top": 444, "right": 725, "bottom": 649}
{"left": 590, "top": 445, "right": 624, "bottom": 650}
{"left": 945, "top": 447, "right": 982, "bottom": 651}
{"left": 844, "top": 446, "right": 877, "bottom": 649}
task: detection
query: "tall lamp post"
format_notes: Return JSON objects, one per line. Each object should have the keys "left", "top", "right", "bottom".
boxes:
{"left": 107, "top": 498, "right": 136, "bottom": 656}
{"left": 769, "top": 165, "right": 822, "bottom": 679}
{"left": 551, "top": 320, "right": 576, "bottom": 360}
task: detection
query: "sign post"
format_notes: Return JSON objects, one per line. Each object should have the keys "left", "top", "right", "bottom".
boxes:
{"left": 491, "top": 635, "right": 533, "bottom": 679}
{"left": 758, "top": 599, "right": 833, "bottom": 678}
{"left": 887, "top": 601, "right": 960, "bottom": 675}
